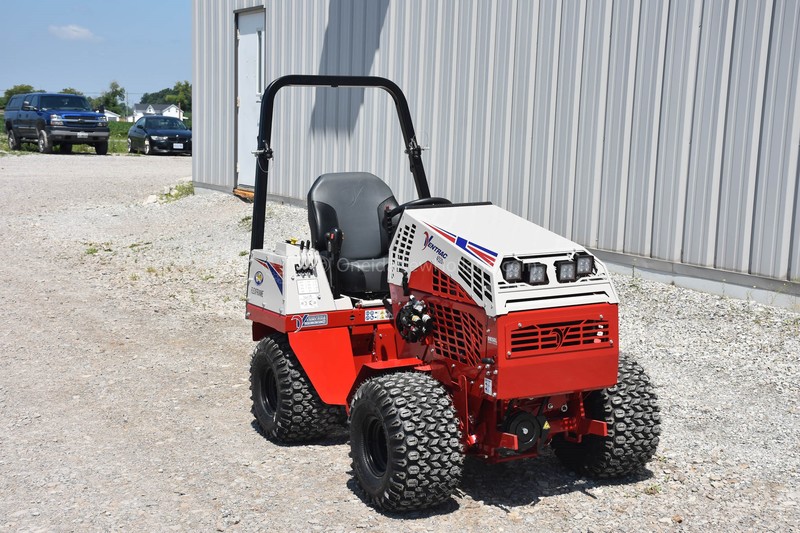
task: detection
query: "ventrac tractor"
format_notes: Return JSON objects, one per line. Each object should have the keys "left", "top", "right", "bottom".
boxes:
{"left": 245, "top": 76, "right": 660, "bottom": 512}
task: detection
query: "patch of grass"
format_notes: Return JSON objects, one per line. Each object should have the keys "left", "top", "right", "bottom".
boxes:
{"left": 129, "top": 273, "right": 139, "bottom": 281}
{"left": 239, "top": 250, "right": 249, "bottom": 257}
{"left": 239, "top": 215, "right": 253, "bottom": 230}
{"left": 643, "top": 484, "right": 662, "bottom": 496}
{"left": 159, "top": 181, "right": 194, "bottom": 202}
{"left": 201, "top": 274, "right": 215, "bottom": 281}
{"left": 146, "top": 266, "right": 157, "bottom": 274}
{"left": 85, "top": 246, "right": 99, "bottom": 255}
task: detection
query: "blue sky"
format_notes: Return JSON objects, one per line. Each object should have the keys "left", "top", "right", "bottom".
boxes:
{"left": 0, "top": 0, "right": 191, "bottom": 104}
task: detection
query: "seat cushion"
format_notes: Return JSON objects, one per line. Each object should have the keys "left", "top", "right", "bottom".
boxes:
{"left": 337, "top": 256, "right": 389, "bottom": 295}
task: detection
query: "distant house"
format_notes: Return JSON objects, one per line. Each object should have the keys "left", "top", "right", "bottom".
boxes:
{"left": 132, "top": 103, "right": 184, "bottom": 122}
{"left": 103, "top": 109, "right": 122, "bottom": 122}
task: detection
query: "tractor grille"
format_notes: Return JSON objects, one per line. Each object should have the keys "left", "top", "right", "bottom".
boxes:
{"left": 427, "top": 302, "right": 484, "bottom": 367}
{"left": 508, "top": 318, "right": 611, "bottom": 358}
{"left": 431, "top": 267, "right": 475, "bottom": 304}
{"left": 457, "top": 257, "right": 493, "bottom": 303}
{"left": 390, "top": 223, "right": 416, "bottom": 271}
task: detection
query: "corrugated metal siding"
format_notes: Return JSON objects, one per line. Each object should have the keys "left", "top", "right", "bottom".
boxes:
{"left": 194, "top": 0, "right": 800, "bottom": 284}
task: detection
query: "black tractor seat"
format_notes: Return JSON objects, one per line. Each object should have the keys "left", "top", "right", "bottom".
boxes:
{"left": 307, "top": 172, "right": 398, "bottom": 297}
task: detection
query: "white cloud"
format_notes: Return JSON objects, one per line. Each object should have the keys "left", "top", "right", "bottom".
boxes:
{"left": 48, "top": 25, "right": 100, "bottom": 42}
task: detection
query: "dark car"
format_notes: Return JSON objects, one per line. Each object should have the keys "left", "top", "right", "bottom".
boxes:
{"left": 127, "top": 115, "right": 191, "bottom": 155}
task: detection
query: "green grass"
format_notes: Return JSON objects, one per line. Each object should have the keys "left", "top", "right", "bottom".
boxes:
{"left": 159, "top": 181, "right": 194, "bottom": 202}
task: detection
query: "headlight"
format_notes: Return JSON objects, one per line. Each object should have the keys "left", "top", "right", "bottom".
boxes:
{"left": 151, "top": 136, "right": 167, "bottom": 141}
{"left": 575, "top": 252, "right": 595, "bottom": 276}
{"left": 555, "top": 260, "right": 577, "bottom": 283}
{"left": 97, "top": 116, "right": 108, "bottom": 124}
{"left": 523, "top": 262, "right": 548, "bottom": 285}
{"left": 500, "top": 258, "right": 523, "bottom": 282}
{"left": 49, "top": 114, "right": 64, "bottom": 126}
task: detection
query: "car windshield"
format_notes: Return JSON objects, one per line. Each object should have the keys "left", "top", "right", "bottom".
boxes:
{"left": 40, "top": 95, "right": 93, "bottom": 112}
{"left": 145, "top": 117, "right": 187, "bottom": 130}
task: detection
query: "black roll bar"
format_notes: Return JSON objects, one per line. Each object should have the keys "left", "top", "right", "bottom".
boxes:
{"left": 250, "top": 75, "right": 431, "bottom": 251}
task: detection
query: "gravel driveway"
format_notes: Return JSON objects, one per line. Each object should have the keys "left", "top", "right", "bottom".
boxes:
{"left": 1, "top": 153, "right": 798, "bottom": 531}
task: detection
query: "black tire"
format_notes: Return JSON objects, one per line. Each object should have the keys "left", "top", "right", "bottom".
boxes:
{"left": 143, "top": 138, "right": 151, "bottom": 155}
{"left": 249, "top": 333, "right": 342, "bottom": 442}
{"left": 37, "top": 129, "right": 53, "bottom": 154}
{"left": 59, "top": 143, "right": 73, "bottom": 154}
{"left": 349, "top": 372, "right": 463, "bottom": 512}
{"left": 552, "top": 354, "right": 661, "bottom": 478}
{"left": 127, "top": 138, "right": 134, "bottom": 154}
{"left": 95, "top": 141, "right": 109, "bottom": 155}
{"left": 7, "top": 129, "right": 19, "bottom": 150}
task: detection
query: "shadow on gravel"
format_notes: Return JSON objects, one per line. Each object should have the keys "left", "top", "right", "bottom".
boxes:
{"left": 249, "top": 420, "right": 350, "bottom": 447}
{"left": 458, "top": 452, "right": 655, "bottom": 511}
{"left": 343, "top": 450, "right": 656, "bottom": 518}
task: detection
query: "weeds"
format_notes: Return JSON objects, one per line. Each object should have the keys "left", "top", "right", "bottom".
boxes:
{"left": 239, "top": 215, "right": 253, "bottom": 230}
{"left": 159, "top": 181, "right": 194, "bottom": 202}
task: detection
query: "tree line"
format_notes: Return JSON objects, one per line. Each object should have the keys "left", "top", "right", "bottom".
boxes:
{"left": 1, "top": 80, "right": 192, "bottom": 116}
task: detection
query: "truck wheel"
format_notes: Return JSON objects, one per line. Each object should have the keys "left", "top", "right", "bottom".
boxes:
{"left": 349, "top": 372, "right": 463, "bottom": 512}
{"left": 249, "top": 333, "right": 341, "bottom": 442}
{"left": 37, "top": 129, "right": 53, "bottom": 154}
{"left": 95, "top": 142, "right": 109, "bottom": 155}
{"left": 7, "top": 129, "right": 19, "bottom": 150}
{"left": 127, "top": 138, "right": 134, "bottom": 154}
{"left": 59, "top": 143, "right": 73, "bottom": 154}
{"left": 552, "top": 354, "right": 661, "bottom": 478}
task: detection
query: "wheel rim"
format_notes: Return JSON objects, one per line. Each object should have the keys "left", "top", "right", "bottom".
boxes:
{"left": 144, "top": 139, "right": 150, "bottom": 154}
{"left": 38, "top": 132, "right": 44, "bottom": 151}
{"left": 127, "top": 139, "right": 132, "bottom": 153}
{"left": 259, "top": 366, "right": 279, "bottom": 421}
{"left": 8, "top": 131, "right": 14, "bottom": 148}
{"left": 362, "top": 415, "right": 389, "bottom": 478}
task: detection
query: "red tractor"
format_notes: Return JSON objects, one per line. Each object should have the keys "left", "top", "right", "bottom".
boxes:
{"left": 246, "top": 75, "right": 660, "bottom": 512}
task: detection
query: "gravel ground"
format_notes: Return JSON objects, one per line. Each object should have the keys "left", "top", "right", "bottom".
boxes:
{"left": 1, "top": 152, "right": 798, "bottom": 532}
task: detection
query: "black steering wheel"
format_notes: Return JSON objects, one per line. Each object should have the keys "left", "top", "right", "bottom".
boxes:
{"left": 384, "top": 197, "right": 451, "bottom": 234}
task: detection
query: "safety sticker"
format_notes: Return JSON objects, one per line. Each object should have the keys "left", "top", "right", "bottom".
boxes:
{"left": 364, "top": 309, "right": 390, "bottom": 322}
{"left": 483, "top": 377, "right": 493, "bottom": 396}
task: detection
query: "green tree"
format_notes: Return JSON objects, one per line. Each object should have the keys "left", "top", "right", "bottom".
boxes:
{"left": 165, "top": 80, "right": 192, "bottom": 112}
{"left": 140, "top": 81, "right": 192, "bottom": 112}
{"left": 92, "top": 81, "right": 127, "bottom": 115}
{"left": 1, "top": 84, "right": 45, "bottom": 107}
{"left": 60, "top": 87, "right": 84, "bottom": 95}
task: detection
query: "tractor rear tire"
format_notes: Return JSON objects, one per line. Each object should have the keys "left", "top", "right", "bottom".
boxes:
{"left": 552, "top": 354, "right": 661, "bottom": 478}
{"left": 349, "top": 372, "right": 463, "bottom": 512}
{"left": 249, "top": 333, "right": 342, "bottom": 442}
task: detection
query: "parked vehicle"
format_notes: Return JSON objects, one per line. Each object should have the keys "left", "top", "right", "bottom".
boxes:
{"left": 127, "top": 115, "right": 191, "bottom": 155}
{"left": 4, "top": 93, "right": 110, "bottom": 154}
{"left": 245, "top": 76, "right": 661, "bottom": 512}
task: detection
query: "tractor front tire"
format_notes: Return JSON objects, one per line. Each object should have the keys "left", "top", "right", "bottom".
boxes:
{"left": 552, "top": 354, "right": 661, "bottom": 478}
{"left": 249, "top": 333, "right": 341, "bottom": 442}
{"left": 349, "top": 372, "right": 463, "bottom": 512}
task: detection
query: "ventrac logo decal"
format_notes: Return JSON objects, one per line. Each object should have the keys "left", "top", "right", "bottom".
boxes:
{"left": 255, "top": 259, "right": 283, "bottom": 294}
{"left": 291, "top": 313, "right": 328, "bottom": 331}
{"left": 422, "top": 231, "right": 448, "bottom": 263}
{"left": 426, "top": 224, "right": 498, "bottom": 267}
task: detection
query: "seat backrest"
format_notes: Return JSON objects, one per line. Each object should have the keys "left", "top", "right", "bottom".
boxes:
{"left": 308, "top": 172, "right": 398, "bottom": 260}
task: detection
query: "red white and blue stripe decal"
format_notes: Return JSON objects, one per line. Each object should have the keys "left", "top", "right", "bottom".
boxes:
{"left": 256, "top": 259, "right": 284, "bottom": 294}
{"left": 427, "top": 224, "right": 498, "bottom": 267}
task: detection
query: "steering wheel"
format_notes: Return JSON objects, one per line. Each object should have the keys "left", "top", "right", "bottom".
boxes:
{"left": 384, "top": 197, "right": 451, "bottom": 234}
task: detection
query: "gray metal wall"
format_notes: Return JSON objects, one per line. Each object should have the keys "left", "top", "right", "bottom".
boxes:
{"left": 193, "top": 0, "right": 800, "bottom": 285}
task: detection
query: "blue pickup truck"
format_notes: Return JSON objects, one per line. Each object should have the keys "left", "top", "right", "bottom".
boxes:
{"left": 4, "top": 93, "right": 110, "bottom": 154}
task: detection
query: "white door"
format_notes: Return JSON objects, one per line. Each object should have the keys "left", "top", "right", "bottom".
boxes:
{"left": 236, "top": 10, "right": 265, "bottom": 189}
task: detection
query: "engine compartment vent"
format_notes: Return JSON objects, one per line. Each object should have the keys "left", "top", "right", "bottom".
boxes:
{"left": 508, "top": 318, "right": 611, "bottom": 358}
{"left": 427, "top": 302, "right": 484, "bottom": 367}
{"left": 390, "top": 223, "right": 416, "bottom": 271}
{"left": 431, "top": 267, "right": 475, "bottom": 304}
{"left": 457, "top": 257, "right": 493, "bottom": 303}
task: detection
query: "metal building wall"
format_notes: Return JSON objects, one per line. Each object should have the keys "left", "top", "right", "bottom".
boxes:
{"left": 192, "top": 0, "right": 264, "bottom": 191}
{"left": 194, "top": 0, "right": 800, "bottom": 286}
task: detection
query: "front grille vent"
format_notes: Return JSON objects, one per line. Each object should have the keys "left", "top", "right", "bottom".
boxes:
{"left": 428, "top": 302, "right": 484, "bottom": 367}
{"left": 508, "top": 318, "right": 611, "bottom": 358}
{"left": 390, "top": 223, "right": 416, "bottom": 271}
